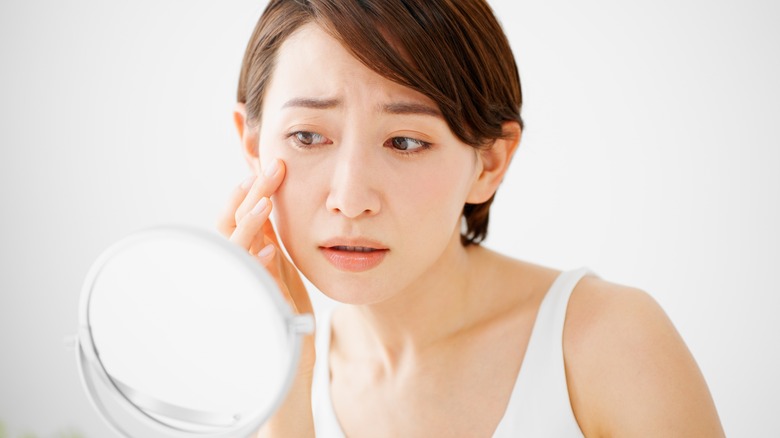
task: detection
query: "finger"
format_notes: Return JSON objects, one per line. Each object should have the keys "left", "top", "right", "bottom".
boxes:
{"left": 217, "top": 175, "right": 256, "bottom": 237}
{"left": 230, "top": 196, "right": 272, "bottom": 250}
{"left": 256, "top": 242, "right": 276, "bottom": 268}
{"left": 235, "top": 159, "right": 285, "bottom": 224}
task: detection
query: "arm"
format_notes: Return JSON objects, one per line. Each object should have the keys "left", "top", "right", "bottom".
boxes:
{"left": 564, "top": 278, "right": 724, "bottom": 437}
{"left": 256, "top": 335, "right": 316, "bottom": 437}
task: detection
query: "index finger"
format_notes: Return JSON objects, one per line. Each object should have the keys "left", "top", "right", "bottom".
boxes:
{"left": 235, "top": 159, "right": 285, "bottom": 222}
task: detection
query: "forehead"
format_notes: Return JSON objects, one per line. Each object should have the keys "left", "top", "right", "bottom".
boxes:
{"left": 265, "top": 22, "right": 436, "bottom": 108}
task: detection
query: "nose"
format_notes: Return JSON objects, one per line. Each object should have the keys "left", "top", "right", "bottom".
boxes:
{"left": 325, "top": 139, "right": 381, "bottom": 219}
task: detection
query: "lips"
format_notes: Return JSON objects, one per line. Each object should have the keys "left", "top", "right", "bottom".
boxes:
{"left": 319, "top": 239, "right": 388, "bottom": 272}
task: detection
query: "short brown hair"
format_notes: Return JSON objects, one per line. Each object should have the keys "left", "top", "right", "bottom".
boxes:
{"left": 237, "top": 0, "right": 523, "bottom": 245}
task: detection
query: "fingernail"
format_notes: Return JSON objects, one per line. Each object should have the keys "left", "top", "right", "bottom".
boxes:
{"left": 258, "top": 244, "right": 274, "bottom": 258}
{"left": 241, "top": 174, "right": 257, "bottom": 189}
{"left": 264, "top": 159, "right": 280, "bottom": 178}
{"left": 251, "top": 197, "right": 269, "bottom": 215}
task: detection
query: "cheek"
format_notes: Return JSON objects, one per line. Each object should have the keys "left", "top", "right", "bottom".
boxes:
{"left": 258, "top": 137, "right": 296, "bottom": 245}
{"left": 264, "top": 150, "right": 326, "bottom": 259}
{"left": 393, "top": 151, "right": 477, "bottom": 219}
{"left": 405, "top": 167, "right": 463, "bottom": 205}
{"left": 269, "top": 175, "right": 311, "bottom": 271}
{"left": 272, "top": 160, "right": 318, "bottom": 225}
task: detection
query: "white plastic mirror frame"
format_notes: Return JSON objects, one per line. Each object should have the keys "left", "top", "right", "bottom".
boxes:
{"left": 75, "top": 225, "right": 314, "bottom": 438}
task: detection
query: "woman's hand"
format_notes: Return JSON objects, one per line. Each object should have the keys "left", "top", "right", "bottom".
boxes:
{"left": 217, "top": 159, "right": 316, "bottom": 437}
{"left": 217, "top": 159, "right": 313, "bottom": 318}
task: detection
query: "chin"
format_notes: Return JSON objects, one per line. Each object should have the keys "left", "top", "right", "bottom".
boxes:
{"left": 307, "top": 270, "right": 396, "bottom": 306}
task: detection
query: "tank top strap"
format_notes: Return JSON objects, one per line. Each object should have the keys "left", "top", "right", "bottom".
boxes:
{"left": 311, "top": 307, "right": 346, "bottom": 437}
{"left": 492, "top": 266, "right": 594, "bottom": 437}
{"left": 542, "top": 267, "right": 595, "bottom": 353}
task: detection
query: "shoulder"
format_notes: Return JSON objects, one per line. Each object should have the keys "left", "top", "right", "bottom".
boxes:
{"left": 563, "top": 275, "right": 724, "bottom": 437}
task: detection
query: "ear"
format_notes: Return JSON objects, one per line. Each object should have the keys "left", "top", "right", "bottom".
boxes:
{"left": 466, "top": 121, "right": 522, "bottom": 204}
{"left": 233, "top": 102, "right": 261, "bottom": 175}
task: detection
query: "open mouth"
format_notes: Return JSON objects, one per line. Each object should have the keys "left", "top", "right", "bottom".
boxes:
{"left": 330, "top": 245, "right": 381, "bottom": 253}
{"left": 319, "top": 241, "right": 389, "bottom": 272}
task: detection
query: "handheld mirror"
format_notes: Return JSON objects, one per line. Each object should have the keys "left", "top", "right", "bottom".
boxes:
{"left": 74, "top": 225, "right": 314, "bottom": 438}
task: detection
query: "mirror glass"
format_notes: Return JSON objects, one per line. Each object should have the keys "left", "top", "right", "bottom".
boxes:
{"left": 76, "top": 226, "right": 313, "bottom": 438}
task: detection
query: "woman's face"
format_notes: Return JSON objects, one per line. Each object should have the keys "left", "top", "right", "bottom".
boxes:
{"left": 255, "top": 23, "right": 484, "bottom": 304}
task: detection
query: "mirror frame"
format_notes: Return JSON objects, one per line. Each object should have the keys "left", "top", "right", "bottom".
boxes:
{"left": 75, "top": 225, "right": 314, "bottom": 438}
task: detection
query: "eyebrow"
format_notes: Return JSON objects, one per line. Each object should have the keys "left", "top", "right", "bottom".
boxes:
{"left": 282, "top": 97, "right": 341, "bottom": 110}
{"left": 281, "top": 97, "right": 442, "bottom": 118}
{"left": 382, "top": 102, "right": 442, "bottom": 118}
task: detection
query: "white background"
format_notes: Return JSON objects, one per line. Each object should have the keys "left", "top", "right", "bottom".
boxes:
{"left": 1, "top": 0, "right": 778, "bottom": 436}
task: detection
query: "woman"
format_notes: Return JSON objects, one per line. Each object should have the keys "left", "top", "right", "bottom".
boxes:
{"left": 218, "top": 0, "right": 724, "bottom": 436}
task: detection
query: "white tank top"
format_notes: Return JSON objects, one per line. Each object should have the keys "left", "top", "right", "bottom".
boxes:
{"left": 311, "top": 267, "right": 593, "bottom": 437}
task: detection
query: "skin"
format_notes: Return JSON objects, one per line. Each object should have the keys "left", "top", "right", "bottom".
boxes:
{"left": 219, "top": 23, "right": 724, "bottom": 438}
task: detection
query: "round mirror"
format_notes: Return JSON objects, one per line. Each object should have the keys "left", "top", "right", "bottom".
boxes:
{"left": 75, "top": 225, "right": 313, "bottom": 438}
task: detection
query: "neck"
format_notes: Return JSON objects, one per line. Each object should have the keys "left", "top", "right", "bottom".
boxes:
{"left": 348, "top": 232, "right": 484, "bottom": 370}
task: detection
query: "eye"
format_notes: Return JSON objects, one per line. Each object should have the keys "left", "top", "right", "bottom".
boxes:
{"left": 290, "top": 131, "right": 330, "bottom": 147}
{"left": 386, "top": 137, "right": 431, "bottom": 153}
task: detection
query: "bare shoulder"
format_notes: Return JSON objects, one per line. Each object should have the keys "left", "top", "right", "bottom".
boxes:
{"left": 563, "top": 275, "right": 724, "bottom": 437}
